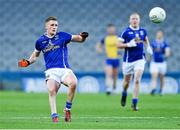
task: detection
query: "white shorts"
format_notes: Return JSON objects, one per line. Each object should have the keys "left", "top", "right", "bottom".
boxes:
{"left": 45, "top": 68, "right": 75, "bottom": 84}
{"left": 122, "top": 59, "right": 146, "bottom": 75}
{"left": 150, "top": 62, "right": 167, "bottom": 74}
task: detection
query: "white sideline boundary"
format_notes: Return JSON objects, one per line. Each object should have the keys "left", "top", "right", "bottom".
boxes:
{"left": 0, "top": 116, "right": 180, "bottom": 120}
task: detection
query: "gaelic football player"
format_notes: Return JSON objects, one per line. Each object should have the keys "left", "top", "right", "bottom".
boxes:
{"left": 118, "top": 13, "right": 153, "bottom": 110}
{"left": 150, "top": 30, "right": 170, "bottom": 95}
{"left": 96, "top": 24, "right": 120, "bottom": 95}
{"left": 18, "top": 16, "right": 88, "bottom": 122}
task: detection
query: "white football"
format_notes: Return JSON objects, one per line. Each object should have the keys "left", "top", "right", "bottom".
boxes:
{"left": 149, "top": 7, "right": 166, "bottom": 23}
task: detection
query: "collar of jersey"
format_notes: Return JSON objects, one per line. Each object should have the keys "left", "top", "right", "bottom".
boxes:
{"left": 44, "top": 32, "right": 57, "bottom": 39}
{"left": 129, "top": 25, "right": 140, "bottom": 30}
{"left": 156, "top": 39, "right": 164, "bottom": 43}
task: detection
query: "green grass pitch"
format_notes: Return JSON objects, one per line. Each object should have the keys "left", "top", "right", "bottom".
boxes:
{"left": 0, "top": 91, "right": 180, "bottom": 129}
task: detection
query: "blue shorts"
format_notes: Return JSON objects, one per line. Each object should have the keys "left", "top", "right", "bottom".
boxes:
{"left": 106, "top": 59, "right": 120, "bottom": 68}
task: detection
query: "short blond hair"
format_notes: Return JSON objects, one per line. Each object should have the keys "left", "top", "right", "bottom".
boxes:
{"left": 130, "top": 13, "right": 140, "bottom": 19}
{"left": 45, "top": 16, "right": 57, "bottom": 23}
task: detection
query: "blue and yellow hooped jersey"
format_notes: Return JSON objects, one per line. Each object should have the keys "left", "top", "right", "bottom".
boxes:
{"left": 101, "top": 35, "right": 119, "bottom": 59}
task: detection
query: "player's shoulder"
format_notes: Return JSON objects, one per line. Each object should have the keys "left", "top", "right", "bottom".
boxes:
{"left": 58, "top": 31, "right": 71, "bottom": 36}
{"left": 121, "top": 27, "right": 130, "bottom": 35}
{"left": 139, "top": 27, "right": 147, "bottom": 33}
{"left": 163, "top": 39, "right": 169, "bottom": 46}
{"left": 124, "top": 27, "right": 131, "bottom": 32}
{"left": 36, "top": 35, "right": 47, "bottom": 44}
{"left": 151, "top": 40, "right": 157, "bottom": 45}
{"left": 57, "top": 31, "right": 72, "bottom": 43}
{"left": 138, "top": 27, "right": 147, "bottom": 36}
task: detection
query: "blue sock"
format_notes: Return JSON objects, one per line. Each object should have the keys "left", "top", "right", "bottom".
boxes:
{"left": 122, "top": 91, "right": 127, "bottom": 97}
{"left": 51, "top": 113, "right": 58, "bottom": 118}
{"left": 66, "top": 101, "right": 72, "bottom": 110}
{"left": 132, "top": 98, "right": 138, "bottom": 105}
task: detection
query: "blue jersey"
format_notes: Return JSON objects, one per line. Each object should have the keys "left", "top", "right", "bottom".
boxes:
{"left": 35, "top": 32, "right": 72, "bottom": 70}
{"left": 151, "top": 40, "right": 169, "bottom": 62}
{"left": 120, "top": 26, "right": 147, "bottom": 62}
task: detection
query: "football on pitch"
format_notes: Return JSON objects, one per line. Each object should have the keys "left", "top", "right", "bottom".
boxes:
{"left": 149, "top": 7, "right": 166, "bottom": 23}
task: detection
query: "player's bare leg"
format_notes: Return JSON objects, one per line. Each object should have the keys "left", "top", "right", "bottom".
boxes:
{"left": 123, "top": 74, "right": 132, "bottom": 91}
{"left": 112, "top": 67, "right": 118, "bottom": 92}
{"left": 159, "top": 73, "right": 164, "bottom": 95}
{"left": 121, "top": 74, "right": 131, "bottom": 107}
{"left": 105, "top": 66, "right": 113, "bottom": 95}
{"left": 132, "top": 69, "right": 143, "bottom": 111}
{"left": 150, "top": 72, "right": 158, "bottom": 95}
{"left": 63, "top": 72, "right": 77, "bottom": 122}
{"left": 63, "top": 73, "right": 77, "bottom": 103}
{"left": 47, "top": 79, "right": 60, "bottom": 123}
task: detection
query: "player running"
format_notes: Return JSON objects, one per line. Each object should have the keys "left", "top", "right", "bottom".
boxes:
{"left": 150, "top": 30, "right": 170, "bottom": 95}
{"left": 18, "top": 16, "right": 88, "bottom": 123}
{"left": 117, "top": 13, "right": 153, "bottom": 111}
{"left": 96, "top": 24, "right": 120, "bottom": 95}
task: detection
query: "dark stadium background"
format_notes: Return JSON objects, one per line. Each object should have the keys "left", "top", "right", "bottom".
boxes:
{"left": 0, "top": 0, "right": 179, "bottom": 93}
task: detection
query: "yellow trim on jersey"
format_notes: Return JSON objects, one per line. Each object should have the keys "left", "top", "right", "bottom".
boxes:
{"left": 104, "top": 35, "right": 119, "bottom": 58}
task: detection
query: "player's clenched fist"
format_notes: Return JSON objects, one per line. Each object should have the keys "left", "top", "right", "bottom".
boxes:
{"left": 80, "top": 32, "right": 89, "bottom": 38}
{"left": 18, "top": 59, "right": 30, "bottom": 67}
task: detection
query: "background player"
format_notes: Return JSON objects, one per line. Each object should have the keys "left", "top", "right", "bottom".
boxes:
{"left": 18, "top": 16, "right": 88, "bottom": 123}
{"left": 117, "top": 13, "right": 153, "bottom": 110}
{"left": 150, "top": 30, "right": 171, "bottom": 95}
{"left": 96, "top": 24, "right": 120, "bottom": 95}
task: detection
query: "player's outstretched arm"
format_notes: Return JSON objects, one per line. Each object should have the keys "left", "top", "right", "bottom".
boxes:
{"left": 18, "top": 50, "right": 40, "bottom": 67}
{"left": 71, "top": 32, "right": 89, "bottom": 43}
{"left": 117, "top": 38, "right": 137, "bottom": 49}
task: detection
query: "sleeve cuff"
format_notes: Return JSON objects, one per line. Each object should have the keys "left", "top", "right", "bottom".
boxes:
{"left": 34, "top": 49, "right": 40, "bottom": 52}
{"left": 118, "top": 37, "right": 125, "bottom": 42}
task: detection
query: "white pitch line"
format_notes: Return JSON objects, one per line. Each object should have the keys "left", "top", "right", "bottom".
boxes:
{"left": 0, "top": 116, "right": 180, "bottom": 120}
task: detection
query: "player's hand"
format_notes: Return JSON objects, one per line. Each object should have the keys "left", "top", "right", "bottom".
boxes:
{"left": 80, "top": 32, "right": 89, "bottom": 38}
{"left": 18, "top": 59, "right": 30, "bottom": 67}
{"left": 127, "top": 39, "right": 137, "bottom": 47}
{"left": 146, "top": 46, "right": 153, "bottom": 55}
